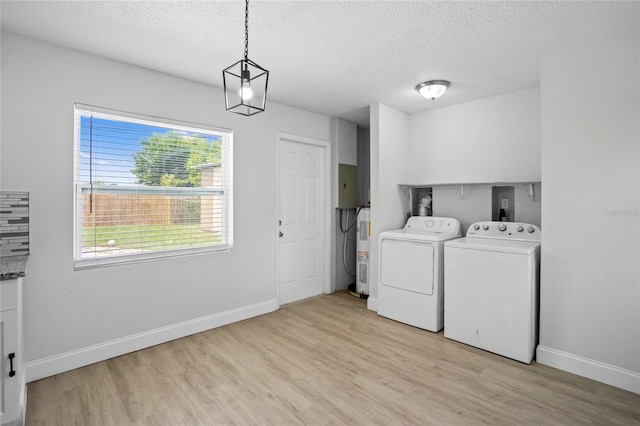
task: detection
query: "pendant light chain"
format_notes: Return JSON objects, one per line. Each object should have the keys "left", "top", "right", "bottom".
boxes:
{"left": 244, "top": 0, "right": 249, "bottom": 60}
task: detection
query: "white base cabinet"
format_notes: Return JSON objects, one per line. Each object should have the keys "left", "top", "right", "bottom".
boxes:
{"left": 1, "top": 278, "right": 24, "bottom": 426}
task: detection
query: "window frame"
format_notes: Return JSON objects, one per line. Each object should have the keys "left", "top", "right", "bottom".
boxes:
{"left": 73, "top": 103, "right": 233, "bottom": 270}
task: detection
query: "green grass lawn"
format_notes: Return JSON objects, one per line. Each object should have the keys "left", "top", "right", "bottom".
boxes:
{"left": 82, "top": 224, "right": 221, "bottom": 252}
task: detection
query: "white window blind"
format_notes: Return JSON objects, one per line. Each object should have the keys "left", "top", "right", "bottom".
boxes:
{"left": 74, "top": 104, "right": 233, "bottom": 268}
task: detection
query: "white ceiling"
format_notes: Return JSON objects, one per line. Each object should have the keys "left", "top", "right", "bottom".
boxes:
{"left": 2, "top": 1, "right": 639, "bottom": 127}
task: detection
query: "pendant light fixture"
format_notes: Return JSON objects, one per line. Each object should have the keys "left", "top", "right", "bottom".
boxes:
{"left": 223, "top": 0, "right": 269, "bottom": 116}
{"left": 415, "top": 80, "right": 450, "bottom": 100}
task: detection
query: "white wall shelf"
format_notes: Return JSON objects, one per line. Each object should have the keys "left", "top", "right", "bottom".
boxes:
{"left": 398, "top": 180, "right": 541, "bottom": 188}
{"left": 399, "top": 181, "right": 540, "bottom": 202}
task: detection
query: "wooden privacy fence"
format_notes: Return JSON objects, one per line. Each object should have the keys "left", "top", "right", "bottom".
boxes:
{"left": 83, "top": 193, "right": 201, "bottom": 227}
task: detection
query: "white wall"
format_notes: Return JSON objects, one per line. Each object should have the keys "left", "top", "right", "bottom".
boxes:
{"left": 404, "top": 89, "right": 541, "bottom": 233}
{"left": 334, "top": 118, "right": 358, "bottom": 168}
{"left": 0, "top": 33, "right": 334, "bottom": 380}
{"left": 357, "top": 127, "right": 371, "bottom": 206}
{"left": 368, "top": 104, "right": 411, "bottom": 309}
{"left": 538, "top": 33, "right": 640, "bottom": 393}
{"left": 408, "top": 88, "right": 540, "bottom": 184}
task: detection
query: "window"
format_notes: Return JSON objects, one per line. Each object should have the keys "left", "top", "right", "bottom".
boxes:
{"left": 74, "top": 104, "right": 233, "bottom": 268}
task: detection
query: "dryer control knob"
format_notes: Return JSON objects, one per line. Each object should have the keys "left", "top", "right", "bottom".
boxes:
{"left": 498, "top": 223, "right": 507, "bottom": 232}
{"left": 426, "top": 220, "right": 434, "bottom": 227}
{"left": 527, "top": 226, "right": 535, "bottom": 233}
{"left": 516, "top": 226, "right": 524, "bottom": 232}
{"left": 473, "top": 224, "right": 480, "bottom": 230}
{"left": 482, "top": 224, "right": 490, "bottom": 230}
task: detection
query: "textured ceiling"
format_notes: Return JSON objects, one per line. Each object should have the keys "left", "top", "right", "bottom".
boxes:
{"left": 2, "top": 1, "right": 639, "bottom": 127}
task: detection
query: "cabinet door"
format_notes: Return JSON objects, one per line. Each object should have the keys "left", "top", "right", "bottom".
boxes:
{"left": 0, "top": 309, "right": 19, "bottom": 425}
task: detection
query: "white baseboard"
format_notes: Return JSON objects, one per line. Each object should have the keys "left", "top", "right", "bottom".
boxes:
{"left": 367, "top": 296, "right": 377, "bottom": 312}
{"left": 536, "top": 345, "right": 640, "bottom": 394}
{"left": 26, "top": 299, "right": 278, "bottom": 383}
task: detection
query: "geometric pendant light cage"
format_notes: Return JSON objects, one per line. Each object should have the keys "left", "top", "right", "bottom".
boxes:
{"left": 223, "top": 0, "right": 269, "bottom": 116}
{"left": 223, "top": 58, "right": 269, "bottom": 116}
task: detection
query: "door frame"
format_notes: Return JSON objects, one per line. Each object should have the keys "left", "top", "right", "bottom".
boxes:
{"left": 275, "top": 132, "right": 331, "bottom": 308}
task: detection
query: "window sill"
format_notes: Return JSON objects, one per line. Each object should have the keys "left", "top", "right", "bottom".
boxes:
{"left": 73, "top": 245, "right": 231, "bottom": 270}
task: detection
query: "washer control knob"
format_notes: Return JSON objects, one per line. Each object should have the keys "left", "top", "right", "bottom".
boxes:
{"left": 473, "top": 224, "right": 480, "bottom": 230}
{"left": 426, "top": 220, "right": 434, "bottom": 227}
{"left": 527, "top": 226, "right": 535, "bottom": 233}
{"left": 498, "top": 223, "right": 507, "bottom": 232}
{"left": 516, "top": 226, "right": 524, "bottom": 232}
{"left": 482, "top": 224, "right": 490, "bottom": 231}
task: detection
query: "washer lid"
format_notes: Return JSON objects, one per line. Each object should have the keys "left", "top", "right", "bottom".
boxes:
{"left": 445, "top": 237, "right": 540, "bottom": 254}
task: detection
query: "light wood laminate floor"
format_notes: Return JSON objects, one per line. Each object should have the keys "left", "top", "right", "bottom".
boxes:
{"left": 26, "top": 291, "right": 640, "bottom": 425}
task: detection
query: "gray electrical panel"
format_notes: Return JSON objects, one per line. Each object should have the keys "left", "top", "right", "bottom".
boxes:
{"left": 338, "top": 164, "right": 358, "bottom": 209}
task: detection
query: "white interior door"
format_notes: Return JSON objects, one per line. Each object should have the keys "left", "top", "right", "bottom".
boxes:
{"left": 278, "top": 137, "right": 326, "bottom": 305}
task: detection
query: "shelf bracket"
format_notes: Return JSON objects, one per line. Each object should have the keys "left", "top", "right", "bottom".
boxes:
{"left": 458, "top": 184, "right": 466, "bottom": 200}
{"left": 525, "top": 183, "right": 535, "bottom": 202}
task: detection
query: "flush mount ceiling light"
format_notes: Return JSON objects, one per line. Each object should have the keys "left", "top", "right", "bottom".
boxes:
{"left": 415, "top": 80, "right": 451, "bottom": 100}
{"left": 223, "top": 0, "right": 269, "bottom": 116}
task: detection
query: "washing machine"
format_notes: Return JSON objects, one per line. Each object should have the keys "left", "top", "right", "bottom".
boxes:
{"left": 378, "top": 216, "right": 461, "bottom": 332}
{"left": 444, "top": 221, "right": 541, "bottom": 363}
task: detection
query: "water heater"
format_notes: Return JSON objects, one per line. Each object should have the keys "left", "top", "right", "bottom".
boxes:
{"left": 356, "top": 207, "right": 370, "bottom": 295}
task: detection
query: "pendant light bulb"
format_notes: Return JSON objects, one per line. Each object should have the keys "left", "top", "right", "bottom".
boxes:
{"left": 240, "top": 67, "right": 253, "bottom": 101}
{"left": 240, "top": 84, "right": 253, "bottom": 101}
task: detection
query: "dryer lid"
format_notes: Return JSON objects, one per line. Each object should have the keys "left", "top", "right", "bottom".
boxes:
{"left": 380, "top": 229, "right": 461, "bottom": 242}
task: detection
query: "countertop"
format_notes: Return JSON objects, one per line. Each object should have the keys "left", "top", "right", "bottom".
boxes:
{"left": 0, "top": 255, "right": 29, "bottom": 280}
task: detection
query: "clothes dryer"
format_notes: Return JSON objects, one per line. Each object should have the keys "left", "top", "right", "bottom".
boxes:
{"left": 378, "top": 216, "right": 461, "bottom": 332}
{"left": 444, "top": 221, "right": 541, "bottom": 363}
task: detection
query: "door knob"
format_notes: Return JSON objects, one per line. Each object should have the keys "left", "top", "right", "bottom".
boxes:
{"left": 279, "top": 231, "right": 284, "bottom": 238}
